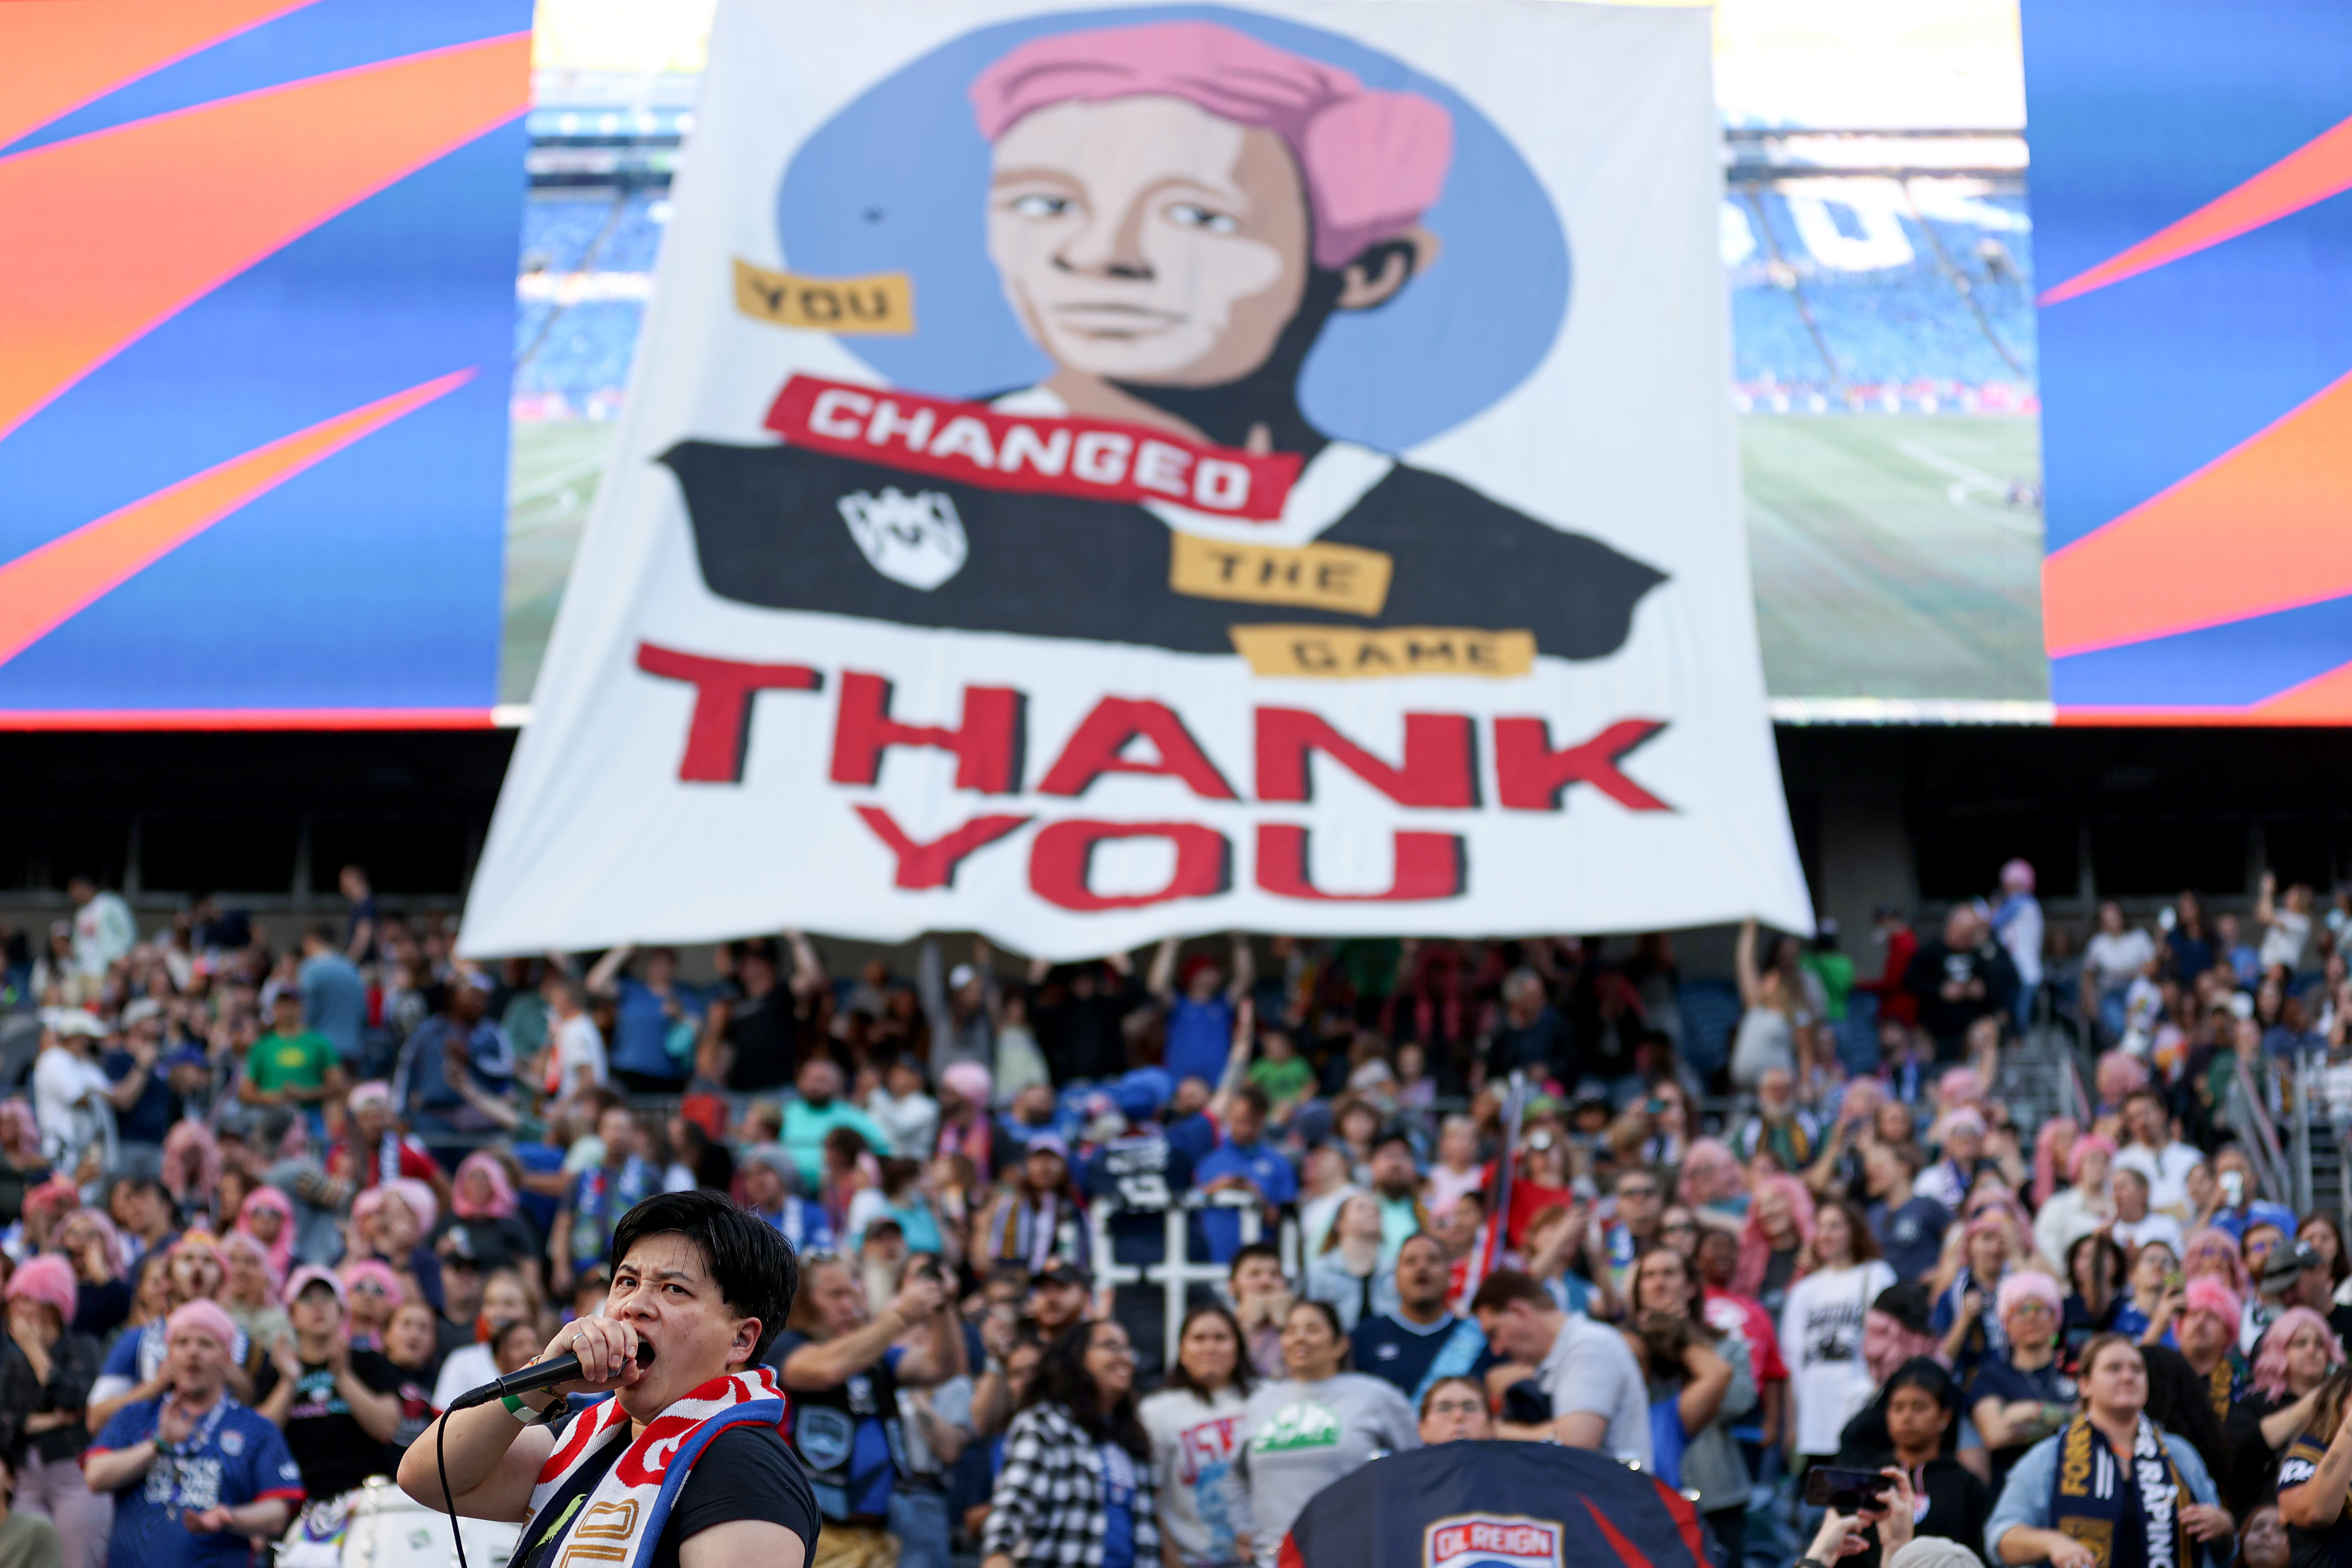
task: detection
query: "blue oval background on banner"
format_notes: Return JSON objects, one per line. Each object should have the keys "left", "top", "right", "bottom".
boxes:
{"left": 775, "top": 4, "right": 1571, "bottom": 454}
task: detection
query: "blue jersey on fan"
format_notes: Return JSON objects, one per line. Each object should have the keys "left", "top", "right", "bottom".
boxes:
{"left": 92, "top": 1394, "right": 303, "bottom": 1568}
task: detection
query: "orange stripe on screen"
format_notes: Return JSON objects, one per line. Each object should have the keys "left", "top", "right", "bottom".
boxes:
{"left": 0, "top": 0, "right": 322, "bottom": 153}
{"left": 0, "top": 30, "right": 530, "bottom": 445}
{"left": 2042, "top": 365, "right": 2352, "bottom": 658}
{"left": 2040, "top": 112, "right": 2352, "bottom": 305}
{"left": 0, "top": 370, "right": 472, "bottom": 669}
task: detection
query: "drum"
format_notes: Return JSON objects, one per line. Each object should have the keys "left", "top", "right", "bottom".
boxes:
{"left": 278, "top": 1477, "right": 523, "bottom": 1568}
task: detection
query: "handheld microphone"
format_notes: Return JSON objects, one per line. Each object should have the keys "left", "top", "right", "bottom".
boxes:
{"left": 447, "top": 1341, "right": 655, "bottom": 1411}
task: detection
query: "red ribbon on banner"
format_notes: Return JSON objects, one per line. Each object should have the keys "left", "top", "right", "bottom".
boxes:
{"left": 763, "top": 374, "right": 1301, "bottom": 521}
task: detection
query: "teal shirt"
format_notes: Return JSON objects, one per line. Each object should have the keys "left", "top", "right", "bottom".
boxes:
{"left": 1378, "top": 1194, "right": 1422, "bottom": 1261}
{"left": 782, "top": 1099, "right": 889, "bottom": 1188}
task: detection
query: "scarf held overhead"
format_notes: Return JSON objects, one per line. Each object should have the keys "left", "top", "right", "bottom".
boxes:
{"left": 524, "top": 1368, "right": 787, "bottom": 1568}
{"left": 2050, "top": 1413, "right": 2194, "bottom": 1568}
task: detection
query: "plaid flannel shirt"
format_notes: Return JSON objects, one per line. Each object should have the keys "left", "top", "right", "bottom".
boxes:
{"left": 979, "top": 1402, "right": 1160, "bottom": 1568}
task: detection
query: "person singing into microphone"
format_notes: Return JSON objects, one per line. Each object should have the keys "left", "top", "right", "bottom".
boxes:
{"left": 398, "top": 1191, "right": 817, "bottom": 1568}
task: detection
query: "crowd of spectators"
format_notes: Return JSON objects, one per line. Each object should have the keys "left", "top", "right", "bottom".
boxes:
{"left": 0, "top": 858, "right": 2350, "bottom": 1568}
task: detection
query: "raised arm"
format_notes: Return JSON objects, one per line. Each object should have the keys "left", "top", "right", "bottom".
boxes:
{"left": 781, "top": 1276, "right": 946, "bottom": 1391}
{"left": 1227, "top": 934, "right": 1254, "bottom": 1004}
{"left": 585, "top": 944, "right": 634, "bottom": 997}
{"left": 1205, "top": 1000, "right": 1256, "bottom": 1128}
{"left": 786, "top": 930, "right": 828, "bottom": 999}
{"left": 1676, "top": 1338, "right": 1735, "bottom": 1435}
{"left": 1735, "top": 921, "right": 1763, "bottom": 1008}
{"left": 1147, "top": 937, "right": 1178, "bottom": 1002}
{"left": 917, "top": 938, "right": 948, "bottom": 1032}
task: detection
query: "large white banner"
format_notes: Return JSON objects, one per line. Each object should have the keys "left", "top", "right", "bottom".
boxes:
{"left": 462, "top": 0, "right": 1813, "bottom": 960}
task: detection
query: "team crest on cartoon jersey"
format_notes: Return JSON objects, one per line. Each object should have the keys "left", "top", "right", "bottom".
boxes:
{"left": 1425, "top": 1515, "right": 1564, "bottom": 1568}
{"left": 837, "top": 488, "right": 968, "bottom": 590}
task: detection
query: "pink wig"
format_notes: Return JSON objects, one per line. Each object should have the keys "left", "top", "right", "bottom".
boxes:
{"left": 1733, "top": 1174, "right": 1815, "bottom": 1298}
{"left": 2184, "top": 1226, "right": 2252, "bottom": 1294}
{"left": 236, "top": 1186, "right": 296, "bottom": 1279}
{"left": 2096, "top": 1050, "right": 2151, "bottom": 1108}
{"left": 353, "top": 1177, "right": 437, "bottom": 1236}
{"left": 1995, "top": 1269, "right": 2064, "bottom": 1326}
{"left": 2252, "top": 1306, "right": 2344, "bottom": 1399}
{"left": 1936, "top": 1069, "right": 1984, "bottom": 1112}
{"left": 2031, "top": 1118, "right": 2079, "bottom": 1207}
{"left": 2184, "top": 1277, "right": 2241, "bottom": 1336}
{"left": 220, "top": 1231, "right": 282, "bottom": 1302}
{"left": 1679, "top": 1139, "right": 1747, "bottom": 1205}
{"left": 969, "top": 21, "right": 1454, "bottom": 269}
{"left": 57, "top": 1207, "right": 125, "bottom": 1276}
{"left": 23, "top": 1180, "right": 82, "bottom": 1236}
{"left": 452, "top": 1152, "right": 517, "bottom": 1220}
{"left": 338, "top": 1258, "right": 405, "bottom": 1305}
{"left": 2069, "top": 1135, "right": 2118, "bottom": 1185}
{"left": 4, "top": 1255, "right": 78, "bottom": 1325}
{"left": 0, "top": 1102, "right": 39, "bottom": 1156}
{"left": 162, "top": 1120, "right": 222, "bottom": 1203}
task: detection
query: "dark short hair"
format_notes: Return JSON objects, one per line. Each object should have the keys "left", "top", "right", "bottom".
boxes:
{"left": 609, "top": 1190, "right": 798, "bottom": 1366}
{"left": 1229, "top": 1242, "right": 1281, "bottom": 1278}
{"left": 1371, "top": 1126, "right": 1416, "bottom": 1159}
{"left": 1238, "top": 1086, "right": 1270, "bottom": 1118}
{"left": 306, "top": 922, "right": 338, "bottom": 947}
{"left": 1885, "top": 1356, "right": 1959, "bottom": 1412}
{"left": 1468, "top": 1269, "right": 1554, "bottom": 1316}
{"left": 1395, "top": 1230, "right": 1448, "bottom": 1264}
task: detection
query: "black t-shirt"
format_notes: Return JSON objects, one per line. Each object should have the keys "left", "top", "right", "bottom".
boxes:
{"left": 518, "top": 1421, "right": 819, "bottom": 1568}
{"left": 1967, "top": 1356, "right": 2076, "bottom": 1492}
{"left": 255, "top": 1350, "right": 408, "bottom": 1499}
{"left": 2275, "top": 1433, "right": 2352, "bottom": 1568}
{"left": 434, "top": 1215, "right": 544, "bottom": 1278}
{"left": 723, "top": 989, "right": 799, "bottom": 1092}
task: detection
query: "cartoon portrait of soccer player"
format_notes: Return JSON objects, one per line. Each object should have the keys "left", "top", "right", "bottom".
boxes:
{"left": 666, "top": 18, "right": 1665, "bottom": 667}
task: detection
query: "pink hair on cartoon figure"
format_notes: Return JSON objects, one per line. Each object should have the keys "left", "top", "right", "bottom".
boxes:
{"left": 969, "top": 21, "right": 1453, "bottom": 270}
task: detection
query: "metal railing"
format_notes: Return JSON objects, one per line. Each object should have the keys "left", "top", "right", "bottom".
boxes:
{"left": 1086, "top": 1191, "right": 1300, "bottom": 1333}
{"left": 2226, "top": 1054, "right": 2300, "bottom": 1211}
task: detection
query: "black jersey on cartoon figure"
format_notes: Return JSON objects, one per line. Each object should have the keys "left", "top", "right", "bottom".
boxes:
{"left": 664, "top": 19, "right": 1664, "bottom": 663}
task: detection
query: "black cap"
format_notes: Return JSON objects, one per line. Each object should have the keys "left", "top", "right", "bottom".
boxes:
{"left": 1031, "top": 1261, "right": 1091, "bottom": 1291}
{"left": 1872, "top": 1282, "right": 1934, "bottom": 1337}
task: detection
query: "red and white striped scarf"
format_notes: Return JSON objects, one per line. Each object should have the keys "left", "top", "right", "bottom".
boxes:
{"left": 523, "top": 1368, "right": 788, "bottom": 1568}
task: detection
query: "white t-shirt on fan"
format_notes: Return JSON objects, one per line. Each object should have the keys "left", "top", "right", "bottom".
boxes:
{"left": 1780, "top": 1260, "right": 1897, "bottom": 1457}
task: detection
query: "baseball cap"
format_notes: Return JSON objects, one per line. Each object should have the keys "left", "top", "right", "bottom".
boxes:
{"left": 1872, "top": 1283, "right": 1934, "bottom": 1337}
{"left": 1031, "top": 1261, "right": 1091, "bottom": 1292}
{"left": 2264, "top": 1240, "right": 2323, "bottom": 1292}
{"left": 286, "top": 1265, "right": 346, "bottom": 1308}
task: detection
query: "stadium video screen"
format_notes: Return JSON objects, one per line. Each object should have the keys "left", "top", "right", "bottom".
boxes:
{"left": 6, "top": 0, "right": 2335, "bottom": 729}
{"left": 2025, "top": 0, "right": 2352, "bottom": 724}
{"left": 0, "top": 0, "right": 531, "bottom": 727}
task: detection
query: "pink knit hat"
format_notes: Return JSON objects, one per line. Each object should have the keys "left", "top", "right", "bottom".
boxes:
{"left": 969, "top": 21, "right": 1453, "bottom": 269}
{"left": 165, "top": 1298, "right": 239, "bottom": 1353}
{"left": 5, "top": 1255, "right": 77, "bottom": 1324}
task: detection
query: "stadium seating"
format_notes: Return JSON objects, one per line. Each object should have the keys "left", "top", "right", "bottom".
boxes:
{"left": 1727, "top": 185, "right": 2037, "bottom": 410}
